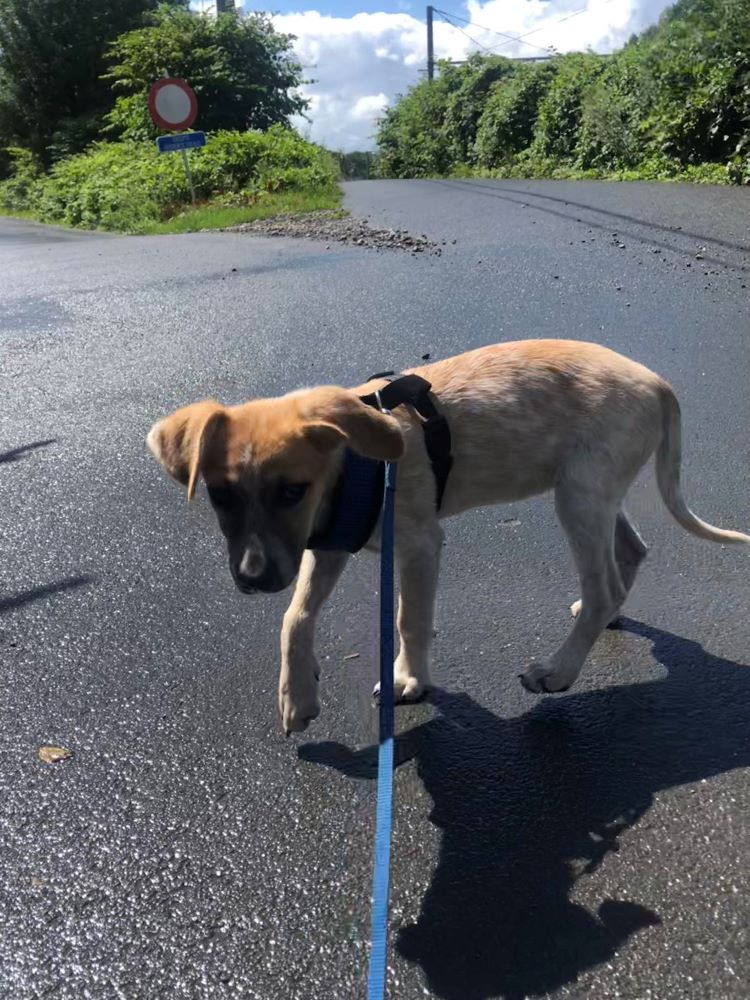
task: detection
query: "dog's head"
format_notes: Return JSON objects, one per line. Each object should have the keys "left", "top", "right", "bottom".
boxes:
{"left": 147, "top": 388, "right": 404, "bottom": 593}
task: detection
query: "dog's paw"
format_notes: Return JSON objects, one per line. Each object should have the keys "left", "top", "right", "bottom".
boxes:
{"left": 279, "top": 678, "right": 320, "bottom": 737}
{"left": 570, "top": 598, "right": 621, "bottom": 628}
{"left": 395, "top": 670, "right": 428, "bottom": 702}
{"left": 373, "top": 674, "right": 428, "bottom": 704}
{"left": 519, "top": 659, "right": 572, "bottom": 695}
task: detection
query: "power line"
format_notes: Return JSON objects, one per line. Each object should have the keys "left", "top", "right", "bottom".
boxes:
{"left": 435, "top": 11, "right": 499, "bottom": 55}
{"left": 484, "top": 0, "right": 620, "bottom": 55}
{"left": 432, "top": 7, "right": 554, "bottom": 55}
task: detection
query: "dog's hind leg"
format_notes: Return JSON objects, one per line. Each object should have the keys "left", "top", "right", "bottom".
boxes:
{"left": 570, "top": 509, "right": 647, "bottom": 620}
{"left": 521, "top": 476, "right": 626, "bottom": 694}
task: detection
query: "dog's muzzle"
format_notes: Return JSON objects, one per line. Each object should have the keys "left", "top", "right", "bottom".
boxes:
{"left": 232, "top": 565, "right": 288, "bottom": 594}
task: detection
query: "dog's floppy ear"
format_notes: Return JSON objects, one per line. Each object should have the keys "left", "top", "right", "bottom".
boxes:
{"left": 147, "top": 400, "right": 226, "bottom": 500}
{"left": 300, "top": 388, "right": 404, "bottom": 461}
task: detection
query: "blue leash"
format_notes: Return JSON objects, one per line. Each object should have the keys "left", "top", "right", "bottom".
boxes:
{"left": 367, "top": 459, "right": 397, "bottom": 1000}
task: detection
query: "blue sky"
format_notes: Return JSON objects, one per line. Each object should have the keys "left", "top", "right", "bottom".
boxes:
{"left": 226, "top": 1, "right": 676, "bottom": 151}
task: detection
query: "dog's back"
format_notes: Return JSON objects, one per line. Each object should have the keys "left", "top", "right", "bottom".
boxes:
{"left": 373, "top": 340, "right": 667, "bottom": 514}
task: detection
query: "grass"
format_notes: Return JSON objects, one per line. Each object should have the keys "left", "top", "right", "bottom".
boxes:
{"left": 142, "top": 187, "right": 344, "bottom": 234}
{"left": 443, "top": 160, "right": 729, "bottom": 185}
{"left": 0, "top": 207, "right": 41, "bottom": 221}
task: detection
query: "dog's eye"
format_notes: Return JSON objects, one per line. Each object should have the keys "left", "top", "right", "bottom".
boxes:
{"left": 278, "top": 482, "right": 309, "bottom": 507}
{"left": 207, "top": 486, "right": 236, "bottom": 511}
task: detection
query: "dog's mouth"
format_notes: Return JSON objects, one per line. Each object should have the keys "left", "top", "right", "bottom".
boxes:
{"left": 231, "top": 571, "right": 290, "bottom": 595}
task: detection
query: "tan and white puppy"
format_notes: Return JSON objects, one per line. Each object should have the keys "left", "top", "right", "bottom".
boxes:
{"left": 147, "top": 340, "right": 750, "bottom": 735}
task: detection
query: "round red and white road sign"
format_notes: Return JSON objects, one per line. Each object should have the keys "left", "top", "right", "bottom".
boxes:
{"left": 148, "top": 78, "right": 198, "bottom": 131}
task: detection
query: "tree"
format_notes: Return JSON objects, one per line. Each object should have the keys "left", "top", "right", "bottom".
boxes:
{"left": 377, "top": 0, "right": 750, "bottom": 182}
{"left": 442, "top": 54, "right": 516, "bottom": 166}
{"left": 376, "top": 64, "right": 466, "bottom": 178}
{"left": 642, "top": 0, "right": 750, "bottom": 166}
{"left": 0, "top": 0, "right": 173, "bottom": 163}
{"left": 104, "top": 6, "right": 308, "bottom": 141}
{"left": 474, "top": 62, "right": 558, "bottom": 169}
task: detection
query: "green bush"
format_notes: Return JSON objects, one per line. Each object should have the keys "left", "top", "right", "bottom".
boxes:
{"left": 0, "top": 147, "right": 43, "bottom": 209}
{"left": 376, "top": 0, "right": 750, "bottom": 185}
{"left": 474, "top": 62, "right": 557, "bottom": 169}
{"left": 376, "top": 60, "right": 487, "bottom": 178}
{"left": 529, "top": 54, "right": 606, "bottom": 162}
{"left": 0, "top": 126, "right": 338, "bottom": 231}
{"left": 727, "top": 131, "right": 750, "bottom": 183}
{"left": 643, "top": 0, "right": 750, "bottom": 166}
{"left": 442, "top": 55, "right": 517, "bottom": 166}
{"left": 575, "top": 45, "right": 655, "bottom": 170}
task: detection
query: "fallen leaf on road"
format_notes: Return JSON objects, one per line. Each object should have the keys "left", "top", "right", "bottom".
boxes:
{"left": 343, "top": 653, "right": 360, "bottom": 661}
{"left": 38, "top": 746, "right": 72, "bottom": 763}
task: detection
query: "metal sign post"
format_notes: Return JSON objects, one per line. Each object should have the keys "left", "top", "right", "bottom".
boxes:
{"left": 149, "top": 78, "right": 202, "bottom": 206}
{"left": 155, "top": 131, "right": 206, "bottom": 202}
{"left": 181, "top": 149, "right": 196, "bottom": 204}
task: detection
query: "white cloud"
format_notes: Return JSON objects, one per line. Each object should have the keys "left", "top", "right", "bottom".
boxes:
{"left": 352, "top": 93, "right": 390, "bottom": 119}
{"left": 273, "top": 1, "right": 675, "bottom": 151}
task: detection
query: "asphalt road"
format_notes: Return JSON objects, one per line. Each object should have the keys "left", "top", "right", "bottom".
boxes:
{"left": 1, "top": 179, "right": 749, "bottom": 1000}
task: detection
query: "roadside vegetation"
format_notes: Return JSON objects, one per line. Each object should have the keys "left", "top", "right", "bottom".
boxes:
{"left": 0, "top": 2, "right": 339, "bottom": 232}
{"left": 376, "top": 0, "right": 750, "bottom": 185}
{"left": 0, "top": 129, "right": 339, "bottom": 233}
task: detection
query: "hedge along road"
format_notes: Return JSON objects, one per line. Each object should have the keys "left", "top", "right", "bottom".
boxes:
{"left": 0, "top": 178, "right": 748, "bottom": 1000}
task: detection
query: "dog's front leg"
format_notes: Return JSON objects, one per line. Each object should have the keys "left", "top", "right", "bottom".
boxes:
{"left": 393, "top": 520, "right": 444, "bottom": 701}
{"left": 279, "top": 549, "right": 349, "bottom": 735}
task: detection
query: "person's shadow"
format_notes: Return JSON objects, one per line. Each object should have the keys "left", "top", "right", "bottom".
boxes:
{"left": 300, "top": 618, "right": 750, "bottom": 999}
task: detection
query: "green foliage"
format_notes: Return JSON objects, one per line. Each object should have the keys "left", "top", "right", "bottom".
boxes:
{"left": 0, "top": 0, "right": 173, "bottom": 163}
{"left": 0, "top": 146, "right": 42, "bottom": 208}
{"left": 376, "top": 0, "right": 750, "bottom": 185}
{"left": 474, "top": 62, "right": 557, "bottom": 169}
{"left": 530, "top": 54, "right": 606, "bottom": 161}
{"left": 0, "top": 127, "right": 338, "bottom": 232}
{"left": 575, "top": 44, "right": 655, "bottom": 170}
{"left": 442, "top": 54, "right": 517, "bottom": 165}
{"left": 377, "top": 56, "right": 519, "bottom": 176}
{"left": 104, "top": 6, "right": 307, "bottom": 141}
{"left": 376, "top": 64, "right": 465, "bottom": 177}
{"left": 142, "top": 189, "right": 343, "bottom": 234}
{"left": 643, "top": 0, "right": 750, "bottom": 165}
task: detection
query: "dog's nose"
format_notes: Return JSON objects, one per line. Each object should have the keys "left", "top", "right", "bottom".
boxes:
{"left": 233, "top": 563, "right": 288, "bottom": 594}
{"left": 238, "top": 536, "right": 266, "bottom": 579}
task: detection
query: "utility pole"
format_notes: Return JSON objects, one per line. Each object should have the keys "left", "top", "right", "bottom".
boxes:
{"left": 426, "top": 5, "right": 434, "bottom": 81}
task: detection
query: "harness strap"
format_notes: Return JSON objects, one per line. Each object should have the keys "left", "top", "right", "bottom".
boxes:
{"left": 306, "top": 371, "right": 452, "bottom": 553}
{"left": 306, "top": 450, "right": 384, "bottom": 552}
{"left": 360, "top": 373, "right": 453, "bottom": 511}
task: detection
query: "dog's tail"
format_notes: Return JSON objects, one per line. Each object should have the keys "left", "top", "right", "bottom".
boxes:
{"left": 655, "top": 385, "right": 750, "bottom": 545}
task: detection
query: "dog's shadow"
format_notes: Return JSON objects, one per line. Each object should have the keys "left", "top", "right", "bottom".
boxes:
{"left": 300, "top": 618, "right": 750, "bottom": 1000}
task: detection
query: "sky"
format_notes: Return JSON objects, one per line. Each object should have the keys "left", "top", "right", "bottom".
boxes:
{"left": 234, "top": 1, "right": 677, "bottom": 151}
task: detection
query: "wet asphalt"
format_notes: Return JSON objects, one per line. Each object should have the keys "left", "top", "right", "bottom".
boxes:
{"left": 1, "top": 179, "right": 749, "bottom": 1000}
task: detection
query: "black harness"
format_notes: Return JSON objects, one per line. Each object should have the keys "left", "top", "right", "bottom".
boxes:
{"left": 307, "top": 373, "right": 452, "bottom": 553}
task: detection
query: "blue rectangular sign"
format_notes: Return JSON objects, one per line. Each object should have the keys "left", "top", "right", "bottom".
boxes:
{"left": 156, "top": 131, "right": 206, "bottom": 153}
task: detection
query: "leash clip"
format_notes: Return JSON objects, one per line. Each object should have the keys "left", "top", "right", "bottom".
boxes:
{"left": 373, "top": 387, "right": 391, "bottom": 417}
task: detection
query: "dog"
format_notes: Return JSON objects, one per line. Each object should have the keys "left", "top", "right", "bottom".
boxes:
{"left": 147, "top": 340, "right": 749, "bottom": 735}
